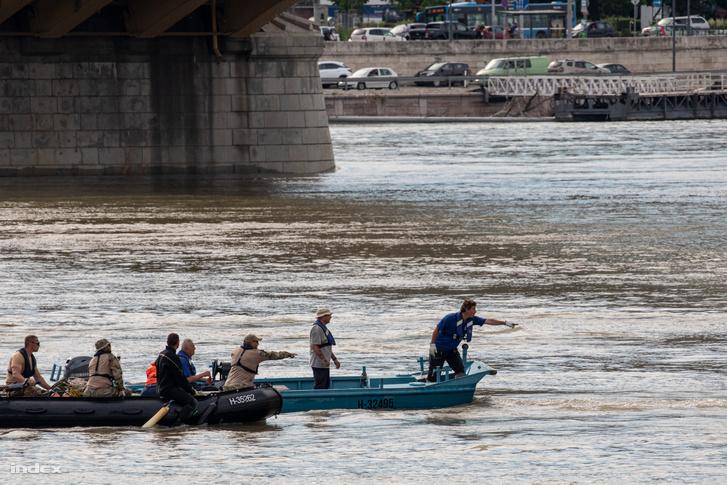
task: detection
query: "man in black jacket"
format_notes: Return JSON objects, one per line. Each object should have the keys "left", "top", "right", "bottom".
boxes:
{"left": 156, "top": 333, "right": 198, "bottom": 424}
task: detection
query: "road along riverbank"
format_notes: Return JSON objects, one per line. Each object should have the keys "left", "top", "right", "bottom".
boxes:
{"left": 323, "top": 36, "right": 727, "bottom": 77}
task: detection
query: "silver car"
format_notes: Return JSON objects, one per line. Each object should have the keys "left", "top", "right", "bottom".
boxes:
{"left": 338, "top": 67, "right": 399, "bottom": 90}
{"left": 547, "top": 59, "right": 610, "bottom": 75}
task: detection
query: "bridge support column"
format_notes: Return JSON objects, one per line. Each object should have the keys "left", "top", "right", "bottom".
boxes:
{"left": 0, "top": 32, "right": 334, "bottom": 176}
{"left": 234, "top": 32, "right": 334, "bottom": 174}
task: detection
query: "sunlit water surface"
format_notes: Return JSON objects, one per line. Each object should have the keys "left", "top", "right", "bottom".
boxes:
{"left": 1, "top": 121, "right": 726, "bottom": 483}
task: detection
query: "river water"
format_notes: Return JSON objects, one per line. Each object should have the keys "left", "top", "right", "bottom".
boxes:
{"left": 1, "top": 121, "right": 726, "bottom": 483}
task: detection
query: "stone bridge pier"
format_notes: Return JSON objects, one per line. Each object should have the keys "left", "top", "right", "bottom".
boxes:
{"left": 0, "top": 32, "right": 333, "bottom": 176}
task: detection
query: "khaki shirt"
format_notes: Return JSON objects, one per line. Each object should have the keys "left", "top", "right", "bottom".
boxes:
{"left": 309, "top": 324, "right": 333, "bottom": 368}
{"left": 84, "top": 353, "right": 123, "bottom": 392}
{"left": 223, "top": 347, "right": 293, "bottom": 391}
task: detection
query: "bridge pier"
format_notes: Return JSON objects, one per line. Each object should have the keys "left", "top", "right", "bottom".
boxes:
{"left": 0, "top": 32, "right": 334, "bottom": 176}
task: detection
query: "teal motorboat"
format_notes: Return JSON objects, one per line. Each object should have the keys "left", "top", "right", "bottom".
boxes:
{"left": 264, "top": 359, "right": 496, "bottom": 413}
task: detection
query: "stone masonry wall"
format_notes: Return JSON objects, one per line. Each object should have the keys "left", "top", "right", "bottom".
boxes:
{"left": 326, "top": 93, "right": 503, "bottom": 117}
{"left": 323, "top": 36, "right": 727, "bottom": 77}
{"left": 0, "top": 33, "right": 334, "bottom": 176}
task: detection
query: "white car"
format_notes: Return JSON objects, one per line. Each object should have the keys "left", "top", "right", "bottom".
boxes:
{"left": 338, "top": 67, "right": 399, "bottom": 90}
{"left": 547, "top": 59, "right": 610, "bottom": 75}
{"left": 348, "top": 27, "right": 405, "bottom": 42}
{"left": 642, "top": 16, "right": 710, "bottom": 36}
{"left": 318, "top": 61, "right": 353, "bottom": 88}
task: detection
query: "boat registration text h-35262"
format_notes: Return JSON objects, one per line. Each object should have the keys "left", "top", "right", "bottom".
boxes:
{"left": 228, "top": 393, "right": 256, "bottom": 406}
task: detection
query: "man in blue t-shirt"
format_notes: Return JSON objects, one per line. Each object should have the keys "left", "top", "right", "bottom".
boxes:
{"left": 178, "top": 338, "right": 213, "bottom": 388}
{"left": 427, "top": 299, "right": 515, "bottom": 382}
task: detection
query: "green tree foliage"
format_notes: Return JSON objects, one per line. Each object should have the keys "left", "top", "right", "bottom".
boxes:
{"left": 390, "top": 0, "right": 443, "bottom": 19}
{"left": 391, "top": 0, "right": 442, "bottom": 11}
{"left": 333, "top": 0, "right": 369, "bottom": 12}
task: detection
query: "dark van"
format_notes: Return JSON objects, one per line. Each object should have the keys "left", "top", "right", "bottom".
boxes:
{"left": 414, "top": 62, "right": 470, "bottom": 87}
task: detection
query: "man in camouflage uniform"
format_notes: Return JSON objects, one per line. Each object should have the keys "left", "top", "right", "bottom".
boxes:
{"left": 83, "top": 338, "right": 127, "bottom": 397}
{"left": 223, "top": 334, "right": 295, "bottom": 391}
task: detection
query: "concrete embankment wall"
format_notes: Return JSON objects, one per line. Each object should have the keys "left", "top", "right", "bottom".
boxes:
{"left": 325, "top": 91, "right": 554, "bottom": 118}
{"left": 326, "top": 92, "right": 503, "bottom": 117}
{"left": 323, "top": 37, "right": 727, "bottom": 76}
{"left": 0, "top": 33, "right": 334, "bottom": 177}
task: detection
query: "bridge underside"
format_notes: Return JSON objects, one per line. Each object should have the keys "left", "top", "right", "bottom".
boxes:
{"left": 0, "top": 0, "right": 304, "bottom": 38}
{"left": 0, "top": 1, "right": 334, "bottom": 176}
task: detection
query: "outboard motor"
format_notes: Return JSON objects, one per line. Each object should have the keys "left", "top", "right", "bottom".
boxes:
{"left": 63, "top": 356, "right": 92, "bottom": 380}
{"left": 210, "top": 360, "right": 231, "bottom": 381}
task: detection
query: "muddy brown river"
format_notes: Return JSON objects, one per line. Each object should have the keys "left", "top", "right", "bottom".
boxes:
{"left": 1, "top": 120, "right": 726, "bottom": 483}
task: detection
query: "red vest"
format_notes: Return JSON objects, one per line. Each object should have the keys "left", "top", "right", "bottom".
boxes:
{"left": 145, "top": 361, "right": 157, "bottom": 385}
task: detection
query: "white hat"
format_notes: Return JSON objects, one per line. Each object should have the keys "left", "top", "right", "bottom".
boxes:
{"left": 315, "top": 308, "right": 332, "bottom": 318}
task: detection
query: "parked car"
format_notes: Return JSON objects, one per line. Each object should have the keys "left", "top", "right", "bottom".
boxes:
{"left": 390, "top": 23, "right": 427, "bottom": 40}
{"left": 320, "top": 26, "right": 340, "bottom": 41}
{"left": 571, "top": 20, "right": 615, "bottom": 38}
{"left": 414, "top": 62, "right": 470, "bottom": 87}
{"left": 476, "top": 56, "right": 550, "bottom": 77}
{"left": 597, "top": 63, "right": 631, "bottom": 75}
{"left": 424, "top": 21, "right": 479, "bottom": 40}
{"left": 477, "top": 25, "right": 510, "bottom": 39}
{"left": 348, "top": 27, "right": 405, "bottom": 42}
{"left": 339, "top": 67, "right": 399, "bottom": 90}
{"left": 642, "top": 16, "right": 710, "bottom": 36}
{"left": 547, "top": 59, "right": 610, "bottom": 75}
{"left": 318, "top": 61, "right": 353, "bottom": 88}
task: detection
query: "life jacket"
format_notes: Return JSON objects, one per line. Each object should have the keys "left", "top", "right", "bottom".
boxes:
{"left": 439, "top": 313, "right": 475, "bottom": 343}
{"left": 233, "top": 344, "right": 259, "bottom": 375}
{"left": 89, "top": 351, "right": 114, "bottom": 382}
{"left": 145, "top": 361, "right": 157, "bottom": 385}
{"left": 7, "top": 348, "right": 37, "bottom": 379}
{"left": 314, "top": 321, "right": 336, "bottom": 348}
{"left": 455, "top": 317, "right": 475, "bottom": 343}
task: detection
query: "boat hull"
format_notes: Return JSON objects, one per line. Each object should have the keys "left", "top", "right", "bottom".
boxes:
{"left": 0, "top": 387, "right": 281, "bottom": 428}
{"left": 280, "top": 382, "right": 477, "bottom": 413}
{"left": 275, "top": 360, "right": 495, "bottom": 413}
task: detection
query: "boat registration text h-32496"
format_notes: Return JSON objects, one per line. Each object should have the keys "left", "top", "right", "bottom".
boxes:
{"left": 357, "top": 398, "right": 395, "bottom": 409}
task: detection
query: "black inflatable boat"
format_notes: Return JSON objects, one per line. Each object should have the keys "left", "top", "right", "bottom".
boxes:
{"left": 0, "top": 386, "right": 281, "bottom": 428}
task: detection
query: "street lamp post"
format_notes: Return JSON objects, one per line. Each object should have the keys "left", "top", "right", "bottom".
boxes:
{"left": 491, "top": 0, "right": 496, "bottom": 42}
{"left": 631, "top": 0, "right": 639, "bottom": 35}
{"left": 672, "top": 0, "right": 676, "bottom": 72}
{"left": 448, "top": 0, "right": 453, "bottom": 42}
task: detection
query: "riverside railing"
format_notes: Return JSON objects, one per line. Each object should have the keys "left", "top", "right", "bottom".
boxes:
{"left": 321, "top": 72, "right": 727, "bottom": 96}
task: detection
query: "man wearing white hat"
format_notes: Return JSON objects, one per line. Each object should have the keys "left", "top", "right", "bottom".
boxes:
{"left": 310, "top": 308, "right": 340, "bottom": 389}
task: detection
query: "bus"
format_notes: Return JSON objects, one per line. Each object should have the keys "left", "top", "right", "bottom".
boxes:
{"left": 505, "top": 9, "right": 569, "bottom": 38}
{"left": 415, "top": 1, "right": 574, "bottom": 39}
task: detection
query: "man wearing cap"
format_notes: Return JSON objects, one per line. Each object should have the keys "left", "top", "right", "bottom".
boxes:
{"left": 84, "top": 338, "right": 127, "bottom": 397}
{"left": 310, "top": 308, "right": 340, "bottom": 389}
{"left": 223, "top": 334, "right": 296, "bottom": 391}
{"left": 427, "top": 299, "right": 515, "bottom": 382}
{"left": 6, "top": 335, "right": 52, "bottom": 396}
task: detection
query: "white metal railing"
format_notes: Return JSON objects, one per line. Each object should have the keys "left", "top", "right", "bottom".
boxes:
{"left": 320, "top": 73, "right": 727, "bottom": 96}
{"left": 482, "top": 73, "right": 721, "bottom": 96}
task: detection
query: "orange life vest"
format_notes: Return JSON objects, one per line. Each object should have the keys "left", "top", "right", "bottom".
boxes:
{"left": 145, "top": 361, "right": 157, "bottom": 385}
